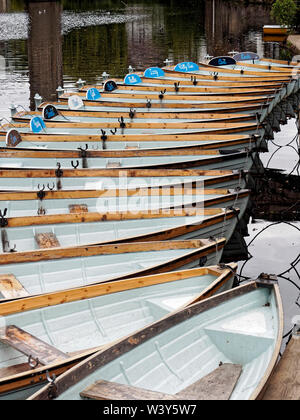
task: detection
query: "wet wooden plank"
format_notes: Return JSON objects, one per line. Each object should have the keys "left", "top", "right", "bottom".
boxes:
{"left": 80, "top": 380, "right": 181, "bottom": 400}
{"left": 35, "top": 232, "right": 60, "bottom": 249}
{"left": 69, "top": 204, "right": 88, "bottom": 214}
{"left": 0, "top": 274, "right": 29, "bottom": 299}
{"left": 262, "top": 336, "right": 300, "bottom": 400}
{"left": 176, "top": 363, "right": 243, "bottom": 400}
{"left": 0, "top": 325, "right": 69, "bottom": 366}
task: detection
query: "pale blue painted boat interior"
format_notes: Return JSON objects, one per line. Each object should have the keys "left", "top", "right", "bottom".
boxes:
{"left": 0, "top": 246, "right": 222, "bottom": 297}
{"left": 0, "top": 137, "right": 262, "bottom": 151}
{"left": 57, "top": 286, "right": 278, "bottom": 401}
{"left": 1, "top": 212, "right": 237, "bottom": 252}
{"left": 0, "top": 271, "right": 232, "bottom": 374}
{"left": 0, "top": 154, "right": 253, "bottom": 171}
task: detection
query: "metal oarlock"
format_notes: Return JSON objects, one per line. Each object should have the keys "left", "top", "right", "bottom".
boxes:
{"left": 37, "top": 184, "right": 46, "bottom": 215}
{"left": 28, "top": 355, "right": 40, "bottom": 369}
{"left": 71, "top": 160, "right": 80, "bottom": 169}
{"left": 129, "top": 109, "right": 136, "bottom": 119}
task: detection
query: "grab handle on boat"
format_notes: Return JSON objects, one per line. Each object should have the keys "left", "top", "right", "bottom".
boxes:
{"left": 47, "top": 183, "right": 55, "bottom": 191}
{"left": 37, "top": 185, "right": 46, "bottom": 215}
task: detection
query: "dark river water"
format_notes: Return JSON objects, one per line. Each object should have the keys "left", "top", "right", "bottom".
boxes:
{"left": 0, "top": 0, "right": 299, "bottom": 341}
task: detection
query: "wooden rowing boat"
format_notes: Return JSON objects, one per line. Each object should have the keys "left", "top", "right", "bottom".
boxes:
{"left": 1, "top": 129, "right": 265, "bottom": 152}
{"left": 27, "top": 279, "right": 283, "bottom": 401}
{"left": 0, "top": 238, "right": 226, "bottom": 299}
{"left": 12, "top": 110, "right": 257, "bottom": 124}
{"left": 0, "top": 206, "right": 240, "bottom": 254}
{"left": 0, "top": 131, "right": 263, "bottom": 154}
{"left": 79, "top": 84, "right": 278, "bottom": 97}
{"left": 0, "top": 264, "right": 236, "bottom": 399}
{"left": 0, "top": 186, "right": 250, "bottom": 219}
{"left": 37, "top": 100, "right": 271, "bottom": 115}
{"left": 0, "top": 148, "right": 255, "bottom": 171}
{"left": 3, "top": 118, "right": 262, "bottom": 133}
{"left": 0, "top": 168, "right": 249, "bottom": 191}
{"left": 59, "top": 91, "right": 272, "bottom": 107}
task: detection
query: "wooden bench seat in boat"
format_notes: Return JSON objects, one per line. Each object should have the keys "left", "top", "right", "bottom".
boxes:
{"left": 0, "top": 325, "right": 69, "bottom": 366}
{"left": 80, "top": 363, "right": 242, "bottom": 400}
{"left": 35, "top": 232, "right": 61, "bottom": 249}
{"left": 0, "top": 274, "right": 29, "bottom": 299}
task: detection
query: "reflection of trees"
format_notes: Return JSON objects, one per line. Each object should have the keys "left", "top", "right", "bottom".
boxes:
{"left": 63, "top": 23, "right": 129, "bottom": 81}
{"left": 205, "top": 0, "right": 273, "bottom": 56}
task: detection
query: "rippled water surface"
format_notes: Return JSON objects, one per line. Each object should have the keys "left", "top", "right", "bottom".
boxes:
{"left": 0, "top": 0, "right": 299, "bottom": 336}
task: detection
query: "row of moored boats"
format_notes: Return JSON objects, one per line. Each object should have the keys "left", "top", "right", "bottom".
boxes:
{"left": 0, "top": 53, "right": 297, "bottom": 400}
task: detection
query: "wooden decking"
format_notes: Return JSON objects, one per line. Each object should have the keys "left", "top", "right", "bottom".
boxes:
{"left": 262, "top": 335, "right": 300, "bottom": 400}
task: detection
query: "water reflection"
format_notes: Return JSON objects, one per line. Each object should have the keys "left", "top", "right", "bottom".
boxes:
{"left": 26, "top": 0, "right": 63, "bottom": 110}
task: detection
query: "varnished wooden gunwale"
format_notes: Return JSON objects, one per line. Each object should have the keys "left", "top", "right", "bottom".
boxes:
{"left": 80, "top": 84, "right": 277, "bottom": 96}
{"left": 0, "top": 124, "right": 262, "bottom": 141}
{"left": 0, "top": 265, "right": 236, "bottom": 396}
{"left": 115, "top": 76, "right": 286, "bottom": 88}
{"left": 3, "top": 120, "right": 260, "bottom": 130}
{"left": 260, "top": 57, "right": 299, "bottom": 66}
{"left": 60, "top": 91, "right": 270, "bottom": 102}
{"left": 0, "top": 264, "right": 235, "bottom": 316}
{"left": 235, "top": 61, "right": 296, "bottom": 72}
{"left": 196, "top": 63, "right": 296, "bottom": 76}
{"left": 1, "top": 206, "right": 233, "bottom": 228}
{"left": 0, "top": 151, "right": 249, "bottom": 171}
{"left": 0, "top": 187, "right": 249, "bottom": 201}
{"left": 12, "top": 112, "right": 256, "bottom": 125}
{"left": 39, "top": 100, "right": 270, "bottom": 112}
{"left": 13, "top": 110, "right": 256, "bottom": 121}
{"left": 161, "top": 68, "right": 292, "bottom": 82}
{"left": 0, "top": 167, "right": 241, "bottom": 178}
{"left": 0, "top": 136, "right": 258, "bottom": 157}
{"left": 29, "top": 280, "right": 271, "bottom": 401}
{"left": 58, "top": 93, "right": 272, "bottom": 108}
{"left": 0, "top": 238, "right": 225, "bottom": 266}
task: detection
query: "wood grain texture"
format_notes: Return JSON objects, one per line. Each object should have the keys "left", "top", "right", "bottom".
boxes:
{"left": 0, "top": 325, "right": 69, "bottom": 365}
{"left": 0, "top": 274, "right": 29, "bottom": 299}
{"left": 262, "top": 336, "right": 300, "bottom": 400}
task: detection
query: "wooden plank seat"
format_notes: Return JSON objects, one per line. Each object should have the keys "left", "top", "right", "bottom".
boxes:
{"left": 0, "top": 325, "right": 69, "bottom": 366}
{"left": 80, "top": 363, "right": 242, "bottom": 400}
{"left": 35, "top": 232, "right": 61, "bottom": 249}
{"left": 69, "top": 204, "right": 89, "bottom": 214}
{"left": 0, "top": 274, "right": 29, "bottom": 299}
